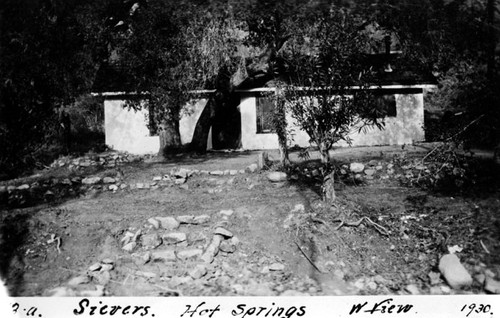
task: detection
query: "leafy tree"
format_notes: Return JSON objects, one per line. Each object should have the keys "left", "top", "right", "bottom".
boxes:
{"left": 0, "top": 0, "right": 106, "bottom": 178}
{"left": 105, "top": 0, "right": 243, "bottom": 156}
{"left": 280, "top": 10, "right": 385, "bottom": 165}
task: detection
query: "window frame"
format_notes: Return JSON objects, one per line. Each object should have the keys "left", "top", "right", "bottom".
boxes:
{"left": 255, "top": 95, "right": 275, "bottom": 134}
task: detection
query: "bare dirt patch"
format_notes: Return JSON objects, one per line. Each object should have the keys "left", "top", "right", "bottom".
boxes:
{"left": 1, "top": 146, "right": 499, "bottom": 296}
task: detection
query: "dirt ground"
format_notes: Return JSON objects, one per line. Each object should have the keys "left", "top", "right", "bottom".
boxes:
{"left": 1, "top": 144, "right": 499, "bottom": 296}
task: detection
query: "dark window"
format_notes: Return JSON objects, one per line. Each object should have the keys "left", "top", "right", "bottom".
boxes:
{"left": 256, "top": 96, "right": 275, "bottom": 133}
{"left": 373, "top": 94, "right": 397, "bottom": 117}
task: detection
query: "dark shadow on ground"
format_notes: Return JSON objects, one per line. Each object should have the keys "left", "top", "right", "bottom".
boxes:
{"left": 0, "top": 206, "right": 39, "bottom": 295}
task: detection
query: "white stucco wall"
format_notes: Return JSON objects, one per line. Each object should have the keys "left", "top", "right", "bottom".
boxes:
{"left": 179, "top": 99, "right": 208, "bottom": 145}
{"left": 239, "top": 96, "right": 279, "bottom": 150}
{"left": 104, "top": 98, "right": 208, "bottom": 155}
{"left": 104, "top": 100, "right": 159, "bottom": 154}
{"left": 239, "top": 91, "right": 425, "bottom": 150}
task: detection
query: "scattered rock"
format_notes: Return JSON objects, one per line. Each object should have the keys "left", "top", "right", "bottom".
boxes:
{"left": 156, "top": 217, "right": 180, "bottom": 230}
{"left": 193, "top": 215, "right": 210, "bottom": 224}
{"left": 269, "top": 263, "right": 285, "bottom": 271}
{"left": 219, "top": 241, "right": 236, "bottom": 253}
{"left": 169, "top": 276, "right": 193, "bottom": 288}
{"left": 214, "top": 227, "right": 233, "bottom": 238}
{"left": 162, "top": 232, "right": 187, "bottom": 244}
{"left": 201, "top": 235, "right": 223, "bottom": 263}
{"left": 367, "top": 281, "right": 378, "bottom": 291}
{"left": 100, "top": 264, "right": 114, "bottom": 272}
{"left": 103, "top": 177, "right": 116, "bottom": 184}
{"left": 175, "top": 178, "right": 186, "bottom": 185}
{"left": 220, "top": 209, "right": 234, "bottom": 217}
{"left": 88, "top": 263, "right": 102, "bottom": 272}
{"left": 132, "top": 229, "right": 142, "bottom": 242}
{"left": 246, "top": 164, "right": 258, "bottom": 173}
{"left": 428, "top": 271, "right": 441, "bottom": 285}
{"left": 172, "top": 168, "right": 190, "bottom": 179}
{"left": 189, "top": 264, "right": 208, "bottom": 279}
{"left": 405, "top": 284, "right": 420, "bottom": 295}
{"left": 141, "top": 233, "right": 162, "bottom": 249}
{"left": 484, "top": 277, "right": 500, "bottom": 294}
{"left": 353, "top": 278, "right": 366, "bottom": 290}
{"left": 474, "top": 274, "right": 486, "bottom": 285}
{"left": 364, "top": 169, "right": 376, "bottom": 176}
{"left": 229, "top": 236, "right": 240, "bottom": 246}
{"left": 17, "top": 184, "right": 30, "bottom": 190}
{"left": 91, "top": 270, "right": 111, "bottom": 285}
{"left": 484, "top": 269, "right": 496, "bottom": 278}
{"left": 267, "top": 172, "right": 287, "bottom": 182}
{"left": 141, "top": 251, "right": 152, "bottom": 264}
{"left": 429, "top": 286, "right": 443, "bottom": 295}
{"left": 122, "top": 242, "right": 137, "bottom": 252}
{"left": 333, "top": 269, "right": 345, "bottom": 280}
{"left": 135, "top": 271, "right": 157, "bottom": 279}
{"left": 82, "top": 177, "right": 101, "bottom": 185}
{"left": 177, "top": 249, "right": 203, "bottom": 260}
{"left": 147, "top": 218, "right": 160, "bottom": 229}
{"left": 440, "top": 285, "right": 452, "bottom": 294}
{"left": 177, "top": 215, "right": 195, "bottom": 224}
{"left": 67, "top": 275, "right": 90, "bottom": 287}
{"left": 350, "top": 162, "right": 365, "bottom": 173}
{"left": 152, "top": 249, "right": 177, "bottom": 262}
{"left": 438, "top": 254, "right": 473, "bottom": 289}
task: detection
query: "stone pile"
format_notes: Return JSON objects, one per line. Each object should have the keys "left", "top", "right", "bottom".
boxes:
{"left": 1, "top": 156, "right": 262, "bottom": 206}
{"left": 50, "top": 152, "right": 144, "bottom": 170}
{"left": 426, "top": 253, "right": 500, "bottom": 294}
{"left": 43, "top": 209, "right": 243, "bottom": 296}
{"left": 43, "top": 259, "right": 116, "bottom": 296}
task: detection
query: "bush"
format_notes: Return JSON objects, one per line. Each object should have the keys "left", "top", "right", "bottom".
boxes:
{"left": 426, "top": 61, "right": 500, "bottom": 149}
{"left": 66, "top": 95, "right": 104, "bottom": 135}
{"left": 0, "top": 94, "right": 105, "bottom": 181}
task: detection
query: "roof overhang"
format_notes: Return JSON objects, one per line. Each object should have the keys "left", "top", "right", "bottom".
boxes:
{"left": 91, "top": 89, "right": 217, "bottom": 98}
{"left": 235, "top": 84, "right": 437, "bottom": 93}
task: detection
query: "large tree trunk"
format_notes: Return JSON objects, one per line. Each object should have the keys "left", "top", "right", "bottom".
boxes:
{"left": 274, "top": 96, "right": 290, "bottom": 166}
{"left": 158, "top": 119, "right": 182, "bottom": 157}
{"left": 318, "top": 143, "right": 330, "bottom": 164}
{"left": 278, "top": 142, "right": 290, "bottom": 166}
{"left": 322, "top": 170, "right": 336, "bottom": 205}
{"left": 190, "top": 98, "right": 215, "bottom": 153}
{"left": 318, "top": 141, "right": 335, "bottom": 204}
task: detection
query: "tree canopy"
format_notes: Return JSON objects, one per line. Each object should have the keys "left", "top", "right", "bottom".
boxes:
{"left": 0, "top": 0, "right": 498, "bottom": 177}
